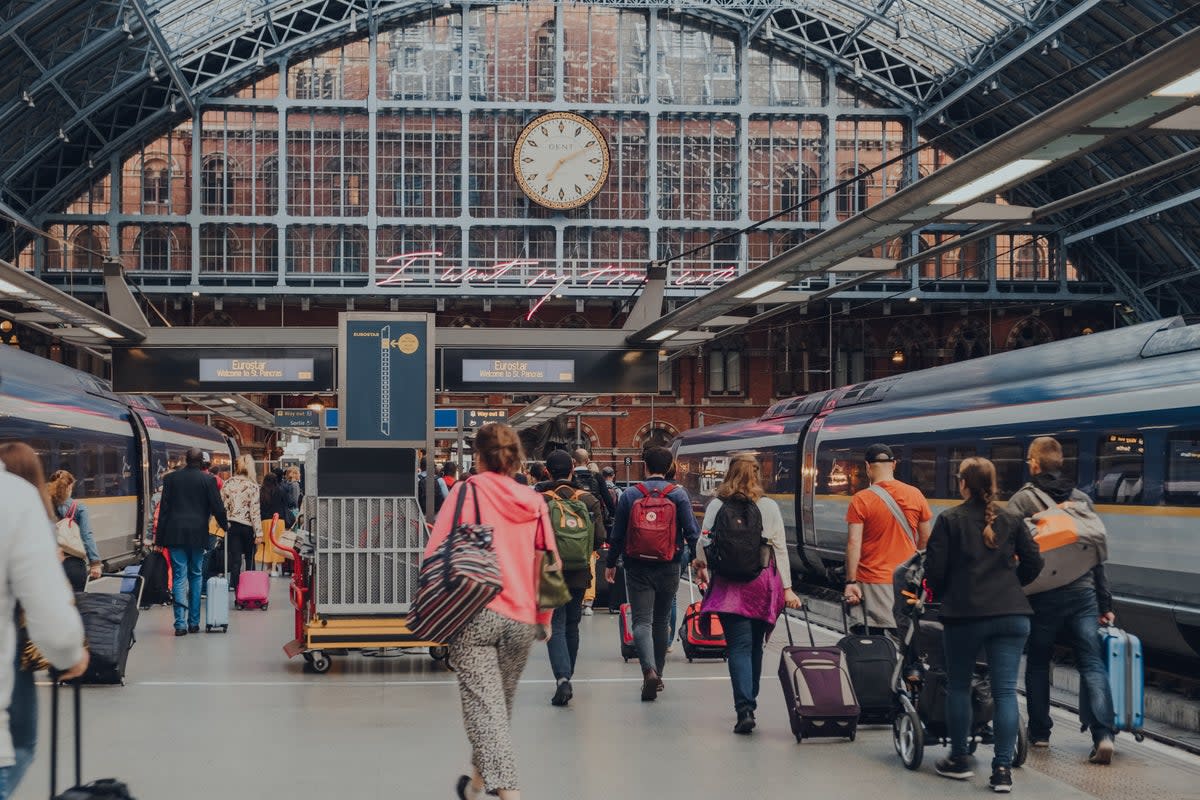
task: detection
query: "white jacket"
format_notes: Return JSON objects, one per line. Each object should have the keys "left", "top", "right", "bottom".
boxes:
{"left": 0, "top": 466, "right": 85, "bottom": 766}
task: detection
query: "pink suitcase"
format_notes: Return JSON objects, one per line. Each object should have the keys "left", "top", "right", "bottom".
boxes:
{"left": 235, "top": 570, "right": 269, "bottom": 610}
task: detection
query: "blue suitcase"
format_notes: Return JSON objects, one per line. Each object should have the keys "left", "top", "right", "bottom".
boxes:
{"left": 120, "top": 565, "right": 141, "bottom": 595}
{"left": 205, "top": 536, "right": 230, "bottom": 633}
{"left": 1099, "top": 626, "right": 1145, "bottom": 740}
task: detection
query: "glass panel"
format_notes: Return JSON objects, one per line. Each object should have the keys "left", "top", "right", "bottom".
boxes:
{"left": 819, "top": 448, "right": 869, "bottom": 496}
{"left": 121, "top": 225, "right": 190, "bottom": 272}
{"left": 286, "top": 111, "right": 370, "bottom": 217}
{"left": 376, "top": 112, "right": 461, "bottom": 218}
{"left": 562, "top": 7, "right": 647, "bottom": 104}
{"left": 564, "top": 115, "right": 649, "bottom": 220}
{"left": 989, "top": 442, "right": 1024, "bottom": 500}
{"left": 378, "top": 14, "right": 467, "bottom": 101}
{"left": 1165, "top": 433, "right": 1200, "bottom": 506}
{"left": 747, "top": 117, "right": 824, "bottom": 222}
{"left": 655, "top": 17, "right": 739, "bottom": 105}
{"left": 746, "top": 47, "right": 824, "bottom": 106}
{"left": 469, "top": 5, "right": 557, "bottom": 102}
{"left": 707, "top": 349, "right": 724, "bottom": 394}
{"left": 288, "top": 41, "right": 370, "bottom": 100}
{"left": 725, "top": 350, "right": 742, "bottom": 395}
{"left": 910, "top": 447, "right": 937, "bottom": 497}
{"left": 657, "top": 115, "right": 738, "bottom": 221}
{"left": 1094, "top": 433, "right": 1144, "bottom": 504}
{"left": 947, "top": 446, "right": 976, "bottom": 499}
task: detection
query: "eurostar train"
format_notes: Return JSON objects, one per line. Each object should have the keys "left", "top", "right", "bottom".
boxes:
{"left": 673, "top": 316, "right": 1200, "bottom": 658}
{"left": 0, "top": 346, "right": 235, "bottom": 563}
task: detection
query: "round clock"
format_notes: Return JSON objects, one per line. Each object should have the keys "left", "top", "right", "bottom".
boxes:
{"left": 513, "top": 112, "right": 610, "bottom": 210}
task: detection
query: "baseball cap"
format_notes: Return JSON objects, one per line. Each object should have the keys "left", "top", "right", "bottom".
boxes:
{"left": 864, "top": 443, "right": 896, "bottom": 464}
{"left": 602, "top": 466, "right": 614, "bottom": 477}
{"left": 545, "top": 450, "right": 574, "bottom": 480}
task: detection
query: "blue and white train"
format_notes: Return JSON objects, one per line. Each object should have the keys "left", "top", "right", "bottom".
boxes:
{"left": 674, "top": 316, "right": 1200, "bottom": 658}
{"left": 0, "top": 346, "right": 235, "bottom": 564}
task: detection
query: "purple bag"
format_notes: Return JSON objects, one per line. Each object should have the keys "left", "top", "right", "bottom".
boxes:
{"left": 777, "top": 607, "right": 860, "bottom": 743}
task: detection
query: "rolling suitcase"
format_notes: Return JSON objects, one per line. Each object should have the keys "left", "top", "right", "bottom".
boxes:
{"left": 1099, "top": 626, "right": 1145, "bottom": 740}
{"left": 619, "top": 603, "right": 637, "bottom": 662}
{"left": 137, "top": 550, "right": 172, "bottom": 608}
{"left": 50, "top": 681, "right": 135, "bottom": 800}
{"left": 837, "top": 599, "right": 897, "bottom": 723}
{"left": 119, "top": 565, "right": 140, "bottom": 596}
{"left": 206, "top": 528, "right": 230, "bottom": 632}
{"left": 235, "top": 515, "right": 273, "bottom": 610}
{"left": 679, "top": 567, "right": 727, "bottom": 662}
{"left": 778, "top": 607, "right": 860, "bottom": 743}
{"left": 76, "top": 574, "right": 143, "bottom": 686}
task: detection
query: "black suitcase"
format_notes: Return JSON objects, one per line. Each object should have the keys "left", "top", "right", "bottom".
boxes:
{"left": 74, "top": 588, "right": 139, "bottom": 685}
{"left": 778, "top": 608, "right": 860, "bottom": 742}
{"left": 138, "top": 551, "right": 172, "bottom": 608}
{"left": 51, "top": 681, "right": 135, "bottom": 799}
{"left": 837, "top": 599, "right": 898, "bottom": 724}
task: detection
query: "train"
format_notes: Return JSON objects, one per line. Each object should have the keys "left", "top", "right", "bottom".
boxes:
{"left": 673, "top": 316, "right": 1200, "bottom": 659}
{"left": 0, "top": 345, "right": 235, "bottom": 564}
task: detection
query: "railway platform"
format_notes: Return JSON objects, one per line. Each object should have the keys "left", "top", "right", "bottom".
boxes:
{"left": 14, "top": 580, "right": 1200, "bottom": 800}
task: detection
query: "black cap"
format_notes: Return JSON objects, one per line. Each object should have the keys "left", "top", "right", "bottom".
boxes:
{"left": 865, "top": 443, "right": 896, "bottom": 464}
{"left": 545, "top": 450, "right": 574, "bottom": 480}
{"left": 602, "top": 466, "right": 614, "bottom": 477}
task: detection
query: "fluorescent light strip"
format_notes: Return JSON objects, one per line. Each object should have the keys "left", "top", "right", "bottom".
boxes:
{"left": 1154, "top": 68, "right": 1200, "bottom": 98}
{"left": 86, "top": 325, "right": 123, "bottom": 339}
{"left": 735, "top": 279, "right": 787, "bottom": 300}
{"left": 931, "top": 159, "right": 1049, "bottom": 206}
{"left": 0, "top": 279, "right": 27, "bottom": 295}
{"left": 646, "top": 329, "right": 679, "bottom": 342}
{"left": 532, "top": 405, "right": 548, "bottom": 412}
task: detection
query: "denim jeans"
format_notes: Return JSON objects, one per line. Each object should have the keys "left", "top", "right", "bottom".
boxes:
{"left": 717, "top": 613, "right": 769, "bottom": 714}
{"left": 625, "top": 561, "right": 681, "bottom": 675}
{"left": 1026, "top": 585, "right": 1115, "bottom": 744}
{"left": 170, "top": 547, "right": 206, "bottom": 629}
{"left": 943, "top": 614, "right": 1030, "bottom": 768}
{"left": 4, "top": 655, "right": 35, "bottom": 796}
{"left": 547, "top": 587, "right": 587, "bottom": 681}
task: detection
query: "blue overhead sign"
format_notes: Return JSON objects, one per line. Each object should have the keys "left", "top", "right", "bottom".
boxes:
{"left": 435, "top": 408, "right": 459, "bottom": 429}
{"left": 338, "top": 314, "right": 433, "bottom": 447}
{"left": 274, "top": 409, "right": 319, "bottom": 429}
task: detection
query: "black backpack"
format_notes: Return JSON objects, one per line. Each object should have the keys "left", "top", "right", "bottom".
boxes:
{"left": 705, "top": 495, "right": 766, "bottom": 582}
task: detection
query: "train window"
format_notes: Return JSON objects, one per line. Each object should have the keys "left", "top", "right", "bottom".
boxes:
{"left": 947, "top": 446, "right": 976, "bottom": 498}
{"left": 1095, "top": 433, "right": 1144, "bottom": 504}
{"left": 910, "top": 447, "right": 937, "bottom": 498}
{"left": 1057, "top": 439, "right": 1079, "bottom": 484}
{"left": 675, "top": 456, "right": 702, "bottom": 499}
{"left": 1165, "top": 433, "right": 1200, "bottom": 506}
{"left": 101, "top": 445, "right": 122, "bottom": 496}
{"left": 819, "top": 448, "right": 869, "bottom": 496}
{"left": 990, "top": 443, "right": 1024, "bottom": 500}
{"left": 54, "top": 440, "right": 79, "bottom": 477}
{"left": 766, "top": 449, "right": 796, "bottom": 496}
{"left": 699, "top": 455, "right": 730, "bottom": 498}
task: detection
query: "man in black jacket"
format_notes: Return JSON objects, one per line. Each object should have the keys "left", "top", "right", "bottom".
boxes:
{"left": 1008, "top": 436, "right": 1117, "bottom": 764}
{"left": 156, "top": 448, "right": 229, "bottom": 636}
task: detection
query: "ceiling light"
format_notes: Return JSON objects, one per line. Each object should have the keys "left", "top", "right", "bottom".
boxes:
{"left": 0, "top": 279, "right": 25, "bottom": 295}
{"left": 646, "top": 329, "right": 679, "bottom": 342}
{"left": 256, "top": 49, "right": 265, "bottom": 68}
{"left": 830, "top": 257, "right": 897, "bottom": 272}
{"left": 533, "top": 405, "right": 548, "bottom": 412}
{"left": 123, "top": 19, "right": 133, "bottom": 38}
{"left": 21, "top": 90, "right": 34, "bottom": 108}
{"left": 148, "top": 63, "right": 158, "bottom": 81}
{"left": 930, "top": 159, "right": 1049, "bottom": 205}
{"left": 735, "top": 279, "right": 787, "bottom": 299}
{"left": 221, "top": 397, "right": 237, "bottom": 404}
{"left": 86, "top": 325, "right": 122, "bottom": 339}
{"left": 525, "top": 411, "right": 537, "bottom": 417}
{"left": 1154, "top": 68, "right": 1200, "bottom": 98}
{"left": 306, "top": 395, "right": 325, "bottom": 412}
{"left": 57, "top": 129, "right": 69, "bottom": 143}
{"left": 192, "top": 290, "right": 200, "bottom": 297}
{"left": 891, "top": 349, "right": 905, "bottom": 364}
{"left": 908, "top": 295, "right": 919, "bottom": 303}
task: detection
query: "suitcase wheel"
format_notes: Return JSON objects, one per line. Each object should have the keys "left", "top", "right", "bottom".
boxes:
{"left": 235, "top": 602, "right": 243, "bottom": 610}
{"left": 261, "top": 602, "right": 268, "bottom": 610}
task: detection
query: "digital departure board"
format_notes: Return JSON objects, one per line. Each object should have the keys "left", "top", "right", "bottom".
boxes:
{"left": 462, "top": 359, "right": 575, "bottom": 383}
{"left": 199, "top": 358, "right": 315, "bottom": 382}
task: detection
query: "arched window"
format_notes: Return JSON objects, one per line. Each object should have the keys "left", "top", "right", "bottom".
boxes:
{"left": 836, "top": 167, "right": 870, "bottom": 221}
{"left": 326, "top": 158, "right": 365, "bottom": 213}
{"left": 323, "top": 227, "right": 367, "bottom": 274}
{"left": 201, "top": 157, "right": 234, "bottom": 213}
{"left": 260, "top": 157, "right": 279, "bottom": 215}
{"left": 142, "top": 158, "right": 169, "bottom": 205}
{"left": 71, "top": 228, "right": 105, "bottom": 270}
{"left": 136, "top": 227, "right": 172, "bottom": 271}
{"left": 200, "top": 224, "right": 242, "bottom": 272}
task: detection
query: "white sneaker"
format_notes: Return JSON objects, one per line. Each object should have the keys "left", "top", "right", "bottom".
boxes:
{"left": 582, "top": 606, "right": 594, "bottom": 616}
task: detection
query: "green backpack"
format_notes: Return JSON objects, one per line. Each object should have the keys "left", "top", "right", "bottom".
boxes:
{"left": 543, "top": 489, "right": 595, "bottom": 571}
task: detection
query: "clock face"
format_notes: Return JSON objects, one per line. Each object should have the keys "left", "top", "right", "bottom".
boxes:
{"left": 513, "top": 112, "right": 610, "bottom": 210}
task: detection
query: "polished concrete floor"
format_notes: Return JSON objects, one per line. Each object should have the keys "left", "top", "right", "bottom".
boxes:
{"left": 15, "top": 578, "right": 1200, "bottom": 800}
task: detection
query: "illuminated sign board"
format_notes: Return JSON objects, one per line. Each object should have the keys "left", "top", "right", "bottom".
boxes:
{"left": 462, "top": 359, "right": 575, "bottom": 383}
{"left": 464, "top": 409, "right": 509, "bottom": 429}
{"left": 274, "top": 409, "right": 319, "bottom": 428}
{"left": 200, "top": 358, "right": 314, "bottom": 382}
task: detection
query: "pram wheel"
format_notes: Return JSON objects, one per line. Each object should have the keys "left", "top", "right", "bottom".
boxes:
{"left": 893, "top": 708, "right": 924, "bottom": 770}
{"left": 1013, "top": 723, "right": 1028, "bottom": 768}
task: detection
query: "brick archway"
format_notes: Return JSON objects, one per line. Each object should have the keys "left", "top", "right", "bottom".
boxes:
{"left": 632, "top": 421, "right": 680, "bottom": 450}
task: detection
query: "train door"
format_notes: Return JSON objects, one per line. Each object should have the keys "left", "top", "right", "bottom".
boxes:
{"left": 127, "top": 409, "right": 153, "bottom": 550}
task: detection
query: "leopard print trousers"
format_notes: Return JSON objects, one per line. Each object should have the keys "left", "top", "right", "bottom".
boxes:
{"left": 449, "top": 609, "right": 537, "bottom": 793}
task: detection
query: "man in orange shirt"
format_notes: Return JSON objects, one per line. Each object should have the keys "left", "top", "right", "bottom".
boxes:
{"left": 844, "top": 443, "right": 933, "bottom": 631}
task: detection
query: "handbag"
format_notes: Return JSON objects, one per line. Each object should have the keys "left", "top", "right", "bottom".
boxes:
{"left": 535, "top": 518, "right": 571, "bottom": 611}
{"left": 407, "top": 480, "right": 502, "bottom": 644}
{"left": 56, "top": 502, "right": 87, "bottom": 560}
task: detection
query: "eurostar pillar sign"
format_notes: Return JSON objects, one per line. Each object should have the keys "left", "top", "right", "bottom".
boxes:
{"left": 338, "top": 313, "right": 434, "bottom": 448}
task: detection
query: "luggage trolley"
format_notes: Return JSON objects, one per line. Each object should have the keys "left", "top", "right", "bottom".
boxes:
{"left": 271, "top": 497, "right": 448, "bottom": 674}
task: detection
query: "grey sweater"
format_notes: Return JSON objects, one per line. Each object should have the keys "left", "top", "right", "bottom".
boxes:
{"left": 0, "top": 467, "right": 86, "bottom": 766}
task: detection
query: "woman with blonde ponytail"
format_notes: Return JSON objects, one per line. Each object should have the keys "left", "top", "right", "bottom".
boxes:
{"left": 47, "top": 469, "right": 101, "bottom": 591}
{"left": 925, "top": 457, "right": 1044, "bottom": 793}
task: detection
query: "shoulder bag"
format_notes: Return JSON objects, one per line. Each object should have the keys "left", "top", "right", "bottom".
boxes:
{"left": 408, "top": 480, "right": 503, "bottom": 643}
{"left": 56, "top": 501, "right": 87, "bottom": 560}
{"left": 535, "top": 516, "right": 571, "bottom": 611}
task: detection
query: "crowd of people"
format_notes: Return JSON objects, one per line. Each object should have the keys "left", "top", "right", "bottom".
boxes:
{"left": 0, "top": 423, "right": 1122, "bottom": 800}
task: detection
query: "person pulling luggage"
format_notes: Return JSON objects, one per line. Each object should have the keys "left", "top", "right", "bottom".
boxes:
{"left": 925, "top": 457, "right": 1043, "bottom": 793}
{"left": 1007, "top": 436, "right": 1118, "bottom": 763}
{"left": 692, "top": 454, "right": 801, "bottom": 734}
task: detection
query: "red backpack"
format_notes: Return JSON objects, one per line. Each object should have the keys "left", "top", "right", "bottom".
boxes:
{"left": 625, "top": 483, "right": 678, "bottom": 562}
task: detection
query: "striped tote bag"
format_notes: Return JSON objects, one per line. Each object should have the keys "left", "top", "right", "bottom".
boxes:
{"left": 408, "top": 480, "right": 502, "bottom": 644}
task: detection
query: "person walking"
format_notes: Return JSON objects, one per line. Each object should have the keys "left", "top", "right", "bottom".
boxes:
{"left": 0, "top": 455, "right": 90, "bottom": 800}
{"left": 692, "top": 454, "right": 802, "bottom": 734}
{"left": 221, "top": 455, "right": 260, "bottom": 592}
{"left": 282, "top": 466, "right": 302, "bottom": 527}
{"left": 605, "top": 446, "right": 700, "bottom": 702}
{"left": 1008, "top": 436, "right": 1118, "bottom": 763}
{"left": 925, "top": 457, "right": 1043, "bottom": 793}
{"left": 538, "top": 450, "right": 605, "bottom": 707}
{"left": 424, "top": 423, "right": 555, "bottom": 800}
{"left": 843, "top": 444, "right": 933, "bottom": 631}
{"left": 47, "top": 470, "right": 102, "bottom": 592}
{"left": 572, "top": 448, "right": 615, "bottom": 529}
{"left": 156, "top": 448, "right": 228, "bottom": 636}
{"left": 257, "top": 472, "right": 289, "bottom": 577}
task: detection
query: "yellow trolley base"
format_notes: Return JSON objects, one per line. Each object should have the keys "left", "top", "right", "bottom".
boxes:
{"left": 284, "top": 614, "right": 449, "bottom": 674}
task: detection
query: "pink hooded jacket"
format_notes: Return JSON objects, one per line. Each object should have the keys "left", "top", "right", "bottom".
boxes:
{"left": 424, "top": 471, "right": 557, "bottom": 626}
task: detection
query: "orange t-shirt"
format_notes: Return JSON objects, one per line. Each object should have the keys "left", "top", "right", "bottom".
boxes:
{"left": 845, "top": 479, "right": 932, "bottom": 584}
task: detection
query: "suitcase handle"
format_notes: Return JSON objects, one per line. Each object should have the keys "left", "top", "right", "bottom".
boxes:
{"left": 49, "top": 679, "right": 83, "bottom": 797}
{"left": 841, "top": 595, "right": 870, "bottom": 635}
{"left": 86, "top": 571, "right": 145, "bottom": 610}
{"left": 782, "top": 606, "right": 818, "bottom": 648}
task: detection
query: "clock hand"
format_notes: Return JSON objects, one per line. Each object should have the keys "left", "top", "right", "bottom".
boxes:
{"left": 544, "top": 153, "right": 572, "bottom": 184}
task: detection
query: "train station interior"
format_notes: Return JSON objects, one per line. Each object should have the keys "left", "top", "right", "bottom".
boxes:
{"left": 1, "top": 0, "right": 1200, "bottom": 798}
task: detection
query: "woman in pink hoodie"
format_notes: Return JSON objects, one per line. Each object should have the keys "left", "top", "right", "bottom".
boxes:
{"left": 425, "top": 423, "right": 556, "bottom": 800}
